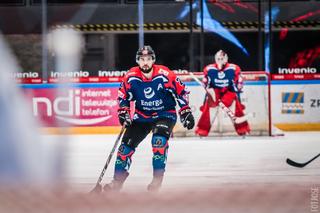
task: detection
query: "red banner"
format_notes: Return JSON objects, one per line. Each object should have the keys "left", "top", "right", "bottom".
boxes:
{"left": 15, "top": 78, "right": 42, "bottom": 84}
{"left": 272, "top": 74, "right": 320, "bottom": 80}
{"left": 47, "top": 77, "right": 123, "bottom": 83}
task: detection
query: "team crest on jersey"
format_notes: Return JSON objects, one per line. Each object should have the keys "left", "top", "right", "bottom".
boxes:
{"left": 144, "top": 87, "right": 155, "bottom": 99}
{"left": 218, "top": 71, "right": 225, "bottom": 79}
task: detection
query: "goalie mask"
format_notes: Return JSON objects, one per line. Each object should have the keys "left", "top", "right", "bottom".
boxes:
{"left": 214, "top": 50, "right": 228, "bottom": 70}
{"left": 136, "top": 45, "right": 156, "bottom": 74}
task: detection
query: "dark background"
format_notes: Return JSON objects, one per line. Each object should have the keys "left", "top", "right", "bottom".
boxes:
{"left": 0, "top": 0, "right": 319, "bottom": 77}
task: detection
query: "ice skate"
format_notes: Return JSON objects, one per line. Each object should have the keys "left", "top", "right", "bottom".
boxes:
{"left": 147, "top": 176, "right": 163, "bottom": 192}
{"left": 103, "top": 180, "right": 125, "bottom": 192}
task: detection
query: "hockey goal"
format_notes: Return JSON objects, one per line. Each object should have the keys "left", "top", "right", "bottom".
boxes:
{"left": 174, "top": 71, "right": 282, "bottom": 137}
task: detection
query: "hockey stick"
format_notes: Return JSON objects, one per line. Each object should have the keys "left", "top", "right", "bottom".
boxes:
{"left": 211, "top": 107, "right": 219, "bottom": 126}
{"left": 189, "top": 72, "right": 247, "bottom": 124}
{"left": 286, "top": 153, "right": 320, "bottom": 168}
{"left": 90, "top": 126, "right": 126, "bottom": 193}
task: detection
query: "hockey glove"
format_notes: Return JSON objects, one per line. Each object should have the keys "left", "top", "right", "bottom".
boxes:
{"left": 118, "top": 108, "right": 132, "bottom": 127}
{"left": 179, "top": 106, "right": 195, "bottom": 130}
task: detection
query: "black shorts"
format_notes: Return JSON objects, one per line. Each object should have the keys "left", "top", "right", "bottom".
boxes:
{"left": 121, "top": 118, "right": 176, "bottom": 149}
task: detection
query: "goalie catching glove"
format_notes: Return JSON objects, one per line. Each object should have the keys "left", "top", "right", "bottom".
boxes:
{"left": 179, "top": 106, "right": 195, "bottom": 130}
{"left": 118, "top": 108, "right": 132, "bottom": 127}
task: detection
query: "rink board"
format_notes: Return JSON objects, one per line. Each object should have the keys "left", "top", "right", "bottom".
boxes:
{"left": 20, "top": 80, "right": 320, "bottom": 134}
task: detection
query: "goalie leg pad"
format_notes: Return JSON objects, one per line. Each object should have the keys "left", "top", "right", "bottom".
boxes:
{"left": 151, "top": 135, "right": 169, "bottom": 177}
{"left": 114, "top": 143, "right": 135, "bottom": 181}
{"left": 195, "top": 98, "right": 213, "bottom": 136}
{"left": 227, "top": 95, "right": 250, "bottom": 135}
{"left": 234, "top": 99, "right": 245, "bottom": 117}
{"left": 221, "top": 92, "right": 249, "bottom": 126}
{"left": 234, "top": 121, "right": 250, "bottom": 136}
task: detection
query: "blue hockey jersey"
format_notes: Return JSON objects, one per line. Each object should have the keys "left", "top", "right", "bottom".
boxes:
{"left": 118, "top": 65, "right": 190, "bottom": 122}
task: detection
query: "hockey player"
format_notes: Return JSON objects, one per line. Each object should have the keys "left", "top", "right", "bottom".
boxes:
{"left": 195, "top": 50, "right": 250, "bottom": 136}
{"left": 104, "top": 45, "right": 195, "bottom": 192}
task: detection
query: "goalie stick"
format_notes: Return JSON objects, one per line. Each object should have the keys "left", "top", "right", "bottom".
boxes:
{"left": 286, "top": 153, "right": 320, "bottom": 168}
{"left": 189, "top": 72, "right": 247, "bottom": 124}
{"left": 90, "top": 126, "right": 126, "bottom": 193}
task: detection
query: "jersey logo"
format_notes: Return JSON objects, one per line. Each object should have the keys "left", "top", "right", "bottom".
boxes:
{"left": 159, "top": 68, "right": 169, "bottom": 76}
{"left": 157, "top": 83, "right": 163, "bottom": 90}
{"left": 144, "top": 87, "right": 155, "bottom": 99}
{"left": 127, "top": 92, "right": 133, "bottom": 101}
{"left": 175, "top": 77, "right": 184, "bottom": 86}
{"left": 218, "top": 71, "right": 225, "bottom": 79}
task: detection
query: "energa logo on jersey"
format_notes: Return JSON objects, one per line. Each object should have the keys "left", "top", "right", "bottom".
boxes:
{"left": 214, "top": 71, "right": 229, "bottom": 87}
{"left": 32, "top": 89, "right": 117, "bottom": 125}
{"left": 218, "top": 71, "right": 225, "bottom": 79}
{"left": 144, "top": 87, "right": 155, "bottom": 99}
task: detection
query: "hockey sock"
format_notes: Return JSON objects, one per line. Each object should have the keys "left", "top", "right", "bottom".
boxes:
{"left": 151, "top": 135, "right": 169, "bottom": 176}
{"left": 114, "top": 143, "right": 135, "bottom": 181}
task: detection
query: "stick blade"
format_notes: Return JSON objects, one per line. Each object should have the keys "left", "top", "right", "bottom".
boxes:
{"left": 286, "top": 158, "right": 305, "bottom": 168}
{"left": 89, "top": 184, "right": 102, "bottom": 194}
{"left": 234, "top": 115, "right": 248, "bottom": 124}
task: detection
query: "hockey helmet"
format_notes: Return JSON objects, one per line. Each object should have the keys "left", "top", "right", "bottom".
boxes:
{"left": 136, "top": 45, "right": 156, "bottom": 64}
{"left": 214, "top": 50, "right": 228, "bottom": 70}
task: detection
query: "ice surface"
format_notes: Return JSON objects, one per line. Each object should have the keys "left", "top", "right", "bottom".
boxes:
{"left": 0, "top": 132, "right": 318, "bottom": 213}
{"left": 57, "top": 131, "right": 320, "bottom": 192}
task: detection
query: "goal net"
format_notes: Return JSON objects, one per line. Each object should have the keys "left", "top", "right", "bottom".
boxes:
{"left": 174, "top": 71, "right": 283, "bottom": 137}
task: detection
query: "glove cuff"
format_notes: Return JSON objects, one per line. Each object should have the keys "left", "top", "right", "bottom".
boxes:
{"left": 118, "top": 107, "right": 130, "bottom": 113}
{"left": 179, "top": 106, "right": 191, "bottom": 114}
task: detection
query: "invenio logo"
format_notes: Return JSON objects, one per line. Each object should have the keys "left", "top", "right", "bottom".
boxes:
{"left": 32, "top": 89, "right": 117, "bottom": 125}
{"left": 278, "top": 67, "right": 317, "bottom": 74}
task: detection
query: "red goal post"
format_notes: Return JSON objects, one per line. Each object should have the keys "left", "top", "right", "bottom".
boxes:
{"left": 174, "top": 71, "right": 282, "bottom": 137}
